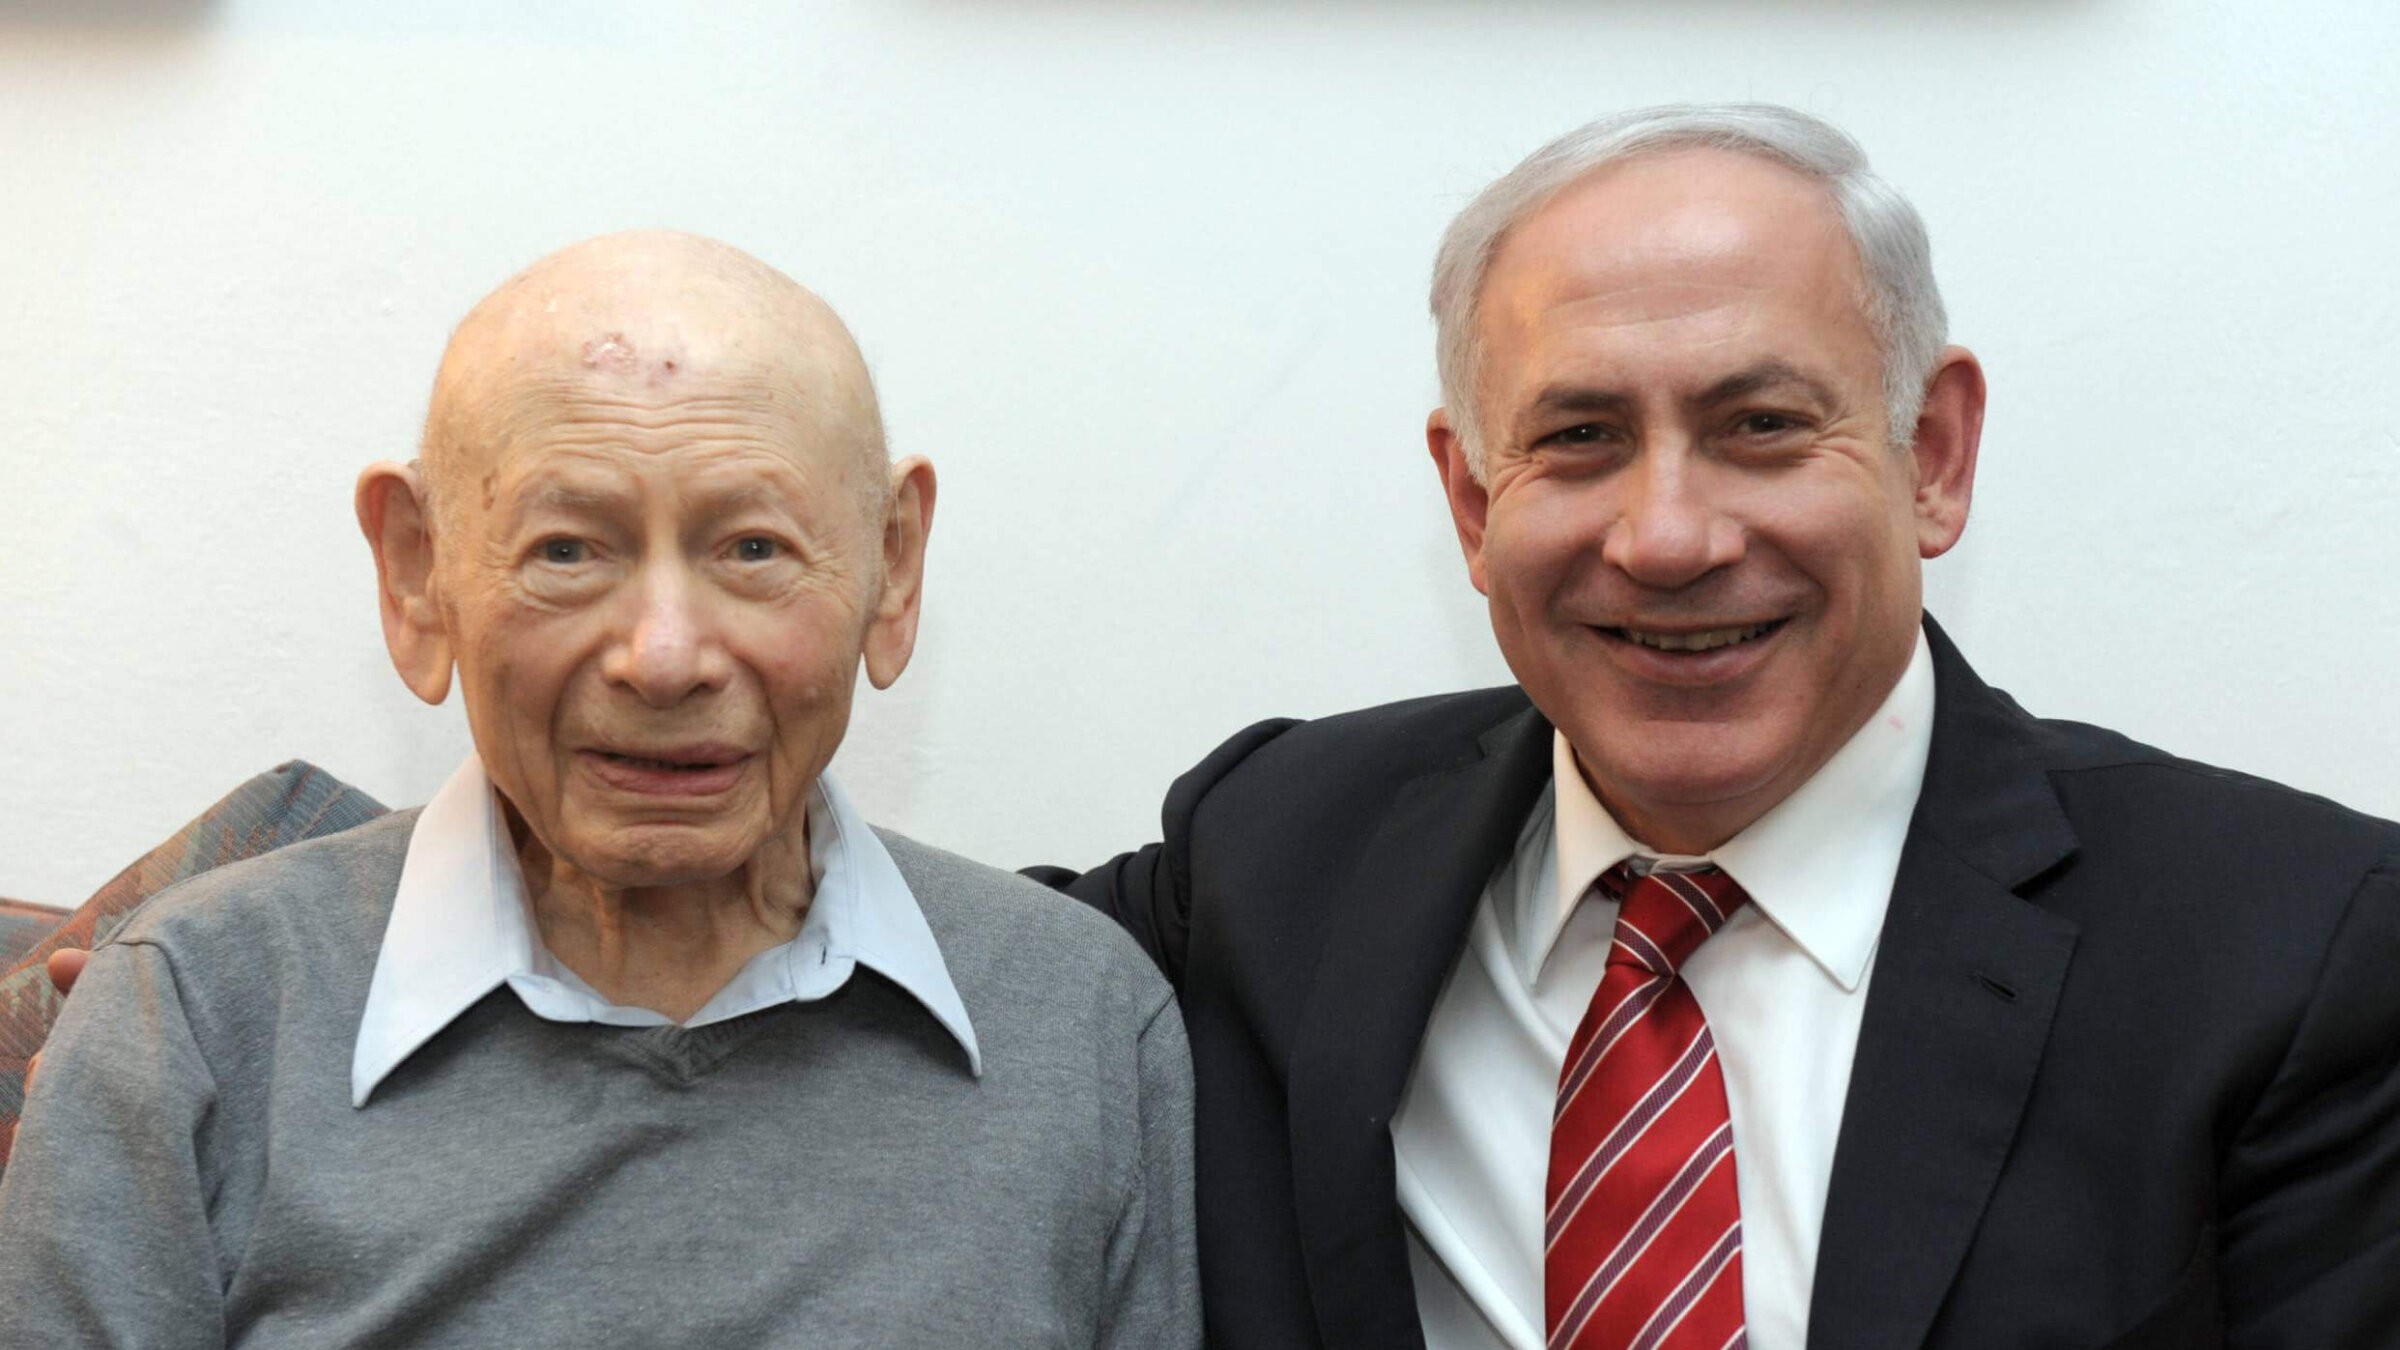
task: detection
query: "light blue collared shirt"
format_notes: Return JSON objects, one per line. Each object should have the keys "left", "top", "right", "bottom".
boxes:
{"left": 351, "top": 755, "right": 981, "bottom": 1107}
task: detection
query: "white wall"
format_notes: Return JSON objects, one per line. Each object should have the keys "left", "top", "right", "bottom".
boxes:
{"left": 4, "top": 0, "right": 2396, "bottom": 904}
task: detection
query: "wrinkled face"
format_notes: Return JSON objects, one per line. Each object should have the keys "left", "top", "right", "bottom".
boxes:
{"left": 437, "top": 357, "right": 884, "bottom": 888}
{"left": 1447, "top": 150, "right": 1942, "bottom": 849}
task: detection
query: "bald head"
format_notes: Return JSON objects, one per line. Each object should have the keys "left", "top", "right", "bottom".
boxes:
{"left": 358, "top": 230, "right": 939, "bottom": 885}
{"left": 418, "top": 231, "right": 888, "bottom": 533}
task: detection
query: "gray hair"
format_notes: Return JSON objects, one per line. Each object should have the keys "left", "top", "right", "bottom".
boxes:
{"left": 1430, "top": 103, "right": 1947, "bottom": 478}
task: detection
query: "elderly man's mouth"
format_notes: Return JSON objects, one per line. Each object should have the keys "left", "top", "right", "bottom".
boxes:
{"left": 579, "top": 747, "right": 751, "bottom": 796}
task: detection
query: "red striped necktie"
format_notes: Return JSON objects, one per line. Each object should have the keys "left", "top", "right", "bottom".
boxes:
{"left": 1546, "top": 862, "right": 1750, "bottom": 1350}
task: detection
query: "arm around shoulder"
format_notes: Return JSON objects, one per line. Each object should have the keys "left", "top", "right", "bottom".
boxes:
{"left": 1023, "top": 715, "right": 1301, "bottom": 986}
{"left": 2218, "top": 855, "right": 2400, "bottom": 1348}
{"left": 0, "top": 939, "right": 228, "bottom": 1349}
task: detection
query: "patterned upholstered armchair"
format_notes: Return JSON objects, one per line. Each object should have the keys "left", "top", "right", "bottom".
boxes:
{"left": 0, "top": 762, "right": 388, "bottom": 1172}
{"left": 0, "top": 904, "right": 66, "bottom": 980}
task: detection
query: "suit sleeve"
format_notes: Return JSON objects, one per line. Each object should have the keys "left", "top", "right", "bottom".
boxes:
{"left": 1023, "top": 717, "right": 1299, "bottom": 987}
{"left": 2219, "top": 856, "right": 2400, "bottom": 1349}
{"left": 0, "top": 939, "right": 228, "bottom": 1349}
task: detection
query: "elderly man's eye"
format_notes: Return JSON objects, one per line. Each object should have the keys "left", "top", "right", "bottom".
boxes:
{"left": 732, "top": 536, "right": 781, "bottom": 562}
{"left": 1737, "top": 412, "right": 1801, "bottom": 435}
{"left": 536, "top": 538, "right": 590, "bottom": 565}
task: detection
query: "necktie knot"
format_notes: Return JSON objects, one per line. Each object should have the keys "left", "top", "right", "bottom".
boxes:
{"left": 1600, "top": 862, "right": 1748, "bottom": 979}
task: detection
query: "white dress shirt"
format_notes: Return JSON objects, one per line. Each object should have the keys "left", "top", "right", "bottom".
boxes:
{"left": 1393, "top": 632, "right": 1936, "bottom": 1350}
{"left": 351, "top": 754, "right": 982, "bottom": 1107}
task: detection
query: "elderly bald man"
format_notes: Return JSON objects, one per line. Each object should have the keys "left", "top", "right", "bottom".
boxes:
{"left": 0, "top": 233, "right": 1199, "bottom": 1349}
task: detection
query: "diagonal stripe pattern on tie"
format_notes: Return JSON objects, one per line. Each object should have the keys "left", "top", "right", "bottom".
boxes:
{"left": 1546, "top": 862, "right": 1750, "bottom": 1350}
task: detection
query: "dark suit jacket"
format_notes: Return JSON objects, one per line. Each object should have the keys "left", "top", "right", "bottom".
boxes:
{"left": 1037, "top": 619, "right": 2400, "bottom": 1349}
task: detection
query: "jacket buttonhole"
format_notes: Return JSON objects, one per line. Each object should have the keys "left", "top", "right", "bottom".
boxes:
{"left": 1974, "top": 972, "right": 2020, "bottom": 1003}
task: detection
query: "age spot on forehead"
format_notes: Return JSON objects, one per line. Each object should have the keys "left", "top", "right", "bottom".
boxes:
{"left": 578, "top": 331, "right": 686, "bottom": 386}
{"left": 580, "top": 332, "right": 638, "bottom": 371}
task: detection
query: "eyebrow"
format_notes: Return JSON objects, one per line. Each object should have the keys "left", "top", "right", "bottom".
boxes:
{"left": 690, "top": 481, "right": 786, "bottom": 512}
{"left": 502, "top": 479, "right": 630, "bottom": 528}
{"left": 1523, "top": 386, "right": 1634, "bottom": 421}
{"left": 1518, "top": 359, "right": 1842, "bottom": 431}
{"left": 1692, "top": 360, "right": 1841, "bottom": 409}
{"left": 497, "top": 472, "right": 813, "bottom": 533}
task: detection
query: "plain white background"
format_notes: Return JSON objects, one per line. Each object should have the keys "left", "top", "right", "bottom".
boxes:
{"left": 3, "top": 0, "right": 2395, "bottom": 905}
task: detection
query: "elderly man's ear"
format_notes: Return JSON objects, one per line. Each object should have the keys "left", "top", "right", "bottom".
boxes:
{"left": 862, "top": 456, "right": 937, "bottom": 690}
{"left": 355, "top": 462, "right": 455, "bottom": 706}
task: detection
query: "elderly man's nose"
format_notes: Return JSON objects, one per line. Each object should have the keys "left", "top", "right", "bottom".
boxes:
{"left": 606, "top": 573, "right": 731, "bottom": 705}
{"left": 1601, "top": 453, "right": 1743, "bottom": 589}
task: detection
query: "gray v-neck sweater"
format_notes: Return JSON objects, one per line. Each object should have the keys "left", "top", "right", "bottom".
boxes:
{"left": 0, "top": 811, "right": 1198, "bottom": 1349}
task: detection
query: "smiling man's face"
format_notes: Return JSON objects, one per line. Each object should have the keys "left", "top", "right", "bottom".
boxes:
{"left": 381, "top": 233, "right": 925, "bottom": 891}
{"left": 1433, "top": 149, "right": 1973, "bottom": 853}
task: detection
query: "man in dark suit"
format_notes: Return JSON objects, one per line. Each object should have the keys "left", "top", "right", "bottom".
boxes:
{"left": 1039, "top": 105, "right": 2400, "bottom": 1348}
{"left": 30, "top": 105, "right": 2400, "bottom": 1348}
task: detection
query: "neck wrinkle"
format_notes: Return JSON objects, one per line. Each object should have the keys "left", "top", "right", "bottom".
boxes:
{"left": 514, "top": 807, "right": 814, "bottom": 1023}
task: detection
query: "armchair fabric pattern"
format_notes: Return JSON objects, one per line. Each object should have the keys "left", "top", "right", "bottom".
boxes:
{"left": 0, "top": 761, "right": 387, "bottom": 1171}
{"left": 0, "top": 904, "right": 65, "bottom": 976}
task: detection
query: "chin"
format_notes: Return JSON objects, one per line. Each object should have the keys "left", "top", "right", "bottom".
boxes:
{"left": 565, "top": 828, "right": 757, "bottom": 890}
{"left": 1584, "top": 720, "right": 1795, "bottom": 810}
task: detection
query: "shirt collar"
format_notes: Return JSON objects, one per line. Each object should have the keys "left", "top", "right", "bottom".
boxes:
{"left": 1530, "top": 627, "right": 1936, "bottom": 993}
{"left": 352, "top": 755, "right": 981, "bottom": 1107}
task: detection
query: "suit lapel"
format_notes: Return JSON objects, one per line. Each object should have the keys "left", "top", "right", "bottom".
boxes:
{"left": 1808, "top": 620, "right": 2082, "bottom": 1350}
{"left": 1288, "top": 701, "right": 1554, "bottom": 1350}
